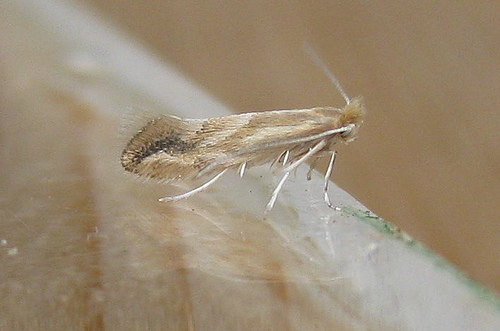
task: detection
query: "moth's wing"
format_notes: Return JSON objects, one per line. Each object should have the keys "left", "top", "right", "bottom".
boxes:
{"left": 197, "top": 109, "right": 338, "bottom": 177}
{"left": 121, "top": 113, "right": 204, "bottom": 182}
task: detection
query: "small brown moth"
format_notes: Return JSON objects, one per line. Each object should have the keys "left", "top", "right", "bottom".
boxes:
{"left": 121, "top": 47, "right": 365, "bottom": 214}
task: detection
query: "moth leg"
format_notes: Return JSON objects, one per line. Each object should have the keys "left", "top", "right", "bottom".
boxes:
{"left": 282, "top": 140, "right": 326, "bottom": 174}
{"left": 281, "top": 150, "right": 290, "bottom": 166}
{"left": 265, "top": 171, "right": 290, "bottom": 214}
{"left": 306, "top": 158, "right": 319, "bottom": 180}
{"left": 159, "top": 169, "right": 228, "bottom": 202}
{"left": 270, "top": 150, "right": 289, "bottom": 171}
{"left": 323, "top": 151, "right": 337, "bottom": 207}
{"left": 265, "top": 140, "right": 327, "bottom": 214}
{"left": 238, "top": 162, "right": 247, "bottom": 177}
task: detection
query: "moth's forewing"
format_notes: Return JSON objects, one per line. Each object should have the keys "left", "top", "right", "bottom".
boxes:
{"left": 121, "top": 115, "right": 203, "bottom": 181}
{"left": 196, "top": 107, "right": 349, "bottom": 177}
{"left": 121, "top": 98, "right": 365, "bottom": 183}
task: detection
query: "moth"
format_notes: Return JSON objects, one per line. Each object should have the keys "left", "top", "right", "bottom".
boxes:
{"left": 121, "top": 49, "right": 365, "bottom": 214}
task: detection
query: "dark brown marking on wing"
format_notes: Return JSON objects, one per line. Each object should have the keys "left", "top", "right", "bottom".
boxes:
{"left": 121, "top": 116, "right": 197, "bottom": 174}
{"left": 121, "top": 134, "right": 195, "bottom": 172}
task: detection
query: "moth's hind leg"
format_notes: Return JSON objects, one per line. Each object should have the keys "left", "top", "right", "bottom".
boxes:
{"left": 159, "top": 169, "right": 228, "bottom": 202}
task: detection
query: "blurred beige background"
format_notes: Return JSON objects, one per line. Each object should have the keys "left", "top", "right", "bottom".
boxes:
{"left": 81, "top": 0, "right": 500, "bottom": 293}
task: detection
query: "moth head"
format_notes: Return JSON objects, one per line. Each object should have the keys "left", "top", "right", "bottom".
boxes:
{"left": 338, "top": 97, "right": 365, "bottom": 143}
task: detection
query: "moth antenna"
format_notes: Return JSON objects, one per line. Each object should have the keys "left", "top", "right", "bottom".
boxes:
{"left": 303, "top": 41, "right": 351, "bottom": 105}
